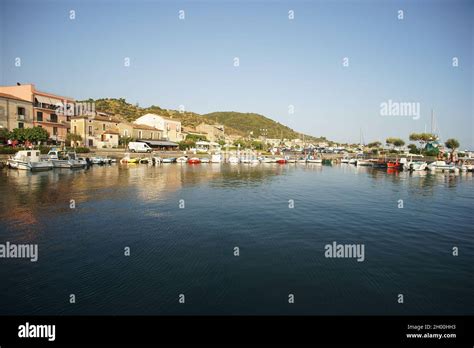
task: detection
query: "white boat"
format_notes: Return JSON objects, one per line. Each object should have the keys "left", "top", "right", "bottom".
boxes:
{"left": 427, "top": 161, "right": 456, "bottom": 172}
{"left": 356, "top": 159, "right": 373, "bottom": 166}
{"left": 162, "top": 157, "right": 176, "bottom": 163}
{"left": 348, "top": 158, "right": 357, "bottom": 165}
{"left": 7, "top": 150, "right": 53, "bottom": 171}
{"left": 177, "top": 156, "right": 188, "bottom": 163}
{"left": 250, "top": 159, "right": 260, "bottom": 165}
{"left": 200, "top": 157, "right": 210, "bottom": 163}
{"left": 404, "top": 161, "right": 427, "bottom": 171}
{"left": 47, "top": 150, "right": 87, "bottom": 168}
{"left": 261, "top": 157, "right": 276, "bottom": 163}
{"left": 341, "top": 157, "right": 350, "bottom": 164}
{"left": 211, "top": 154, "right": 222, "bottom": 163}
{"left": 307, "top": 156, "right": 322, "bottom": 164}
{"left": 228, "top": 156, "right": 240, "bottom": 164}
{"left": 152, "top": 156, "right": 162, "bottom": 165}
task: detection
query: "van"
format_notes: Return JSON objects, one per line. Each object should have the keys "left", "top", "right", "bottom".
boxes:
{"left": 128, "top": 142, "right": 152, "bottom": 153}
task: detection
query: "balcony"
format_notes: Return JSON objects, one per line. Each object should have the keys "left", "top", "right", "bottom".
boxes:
{"left": 34, "top": 102, "right": 58, "bottom": 110}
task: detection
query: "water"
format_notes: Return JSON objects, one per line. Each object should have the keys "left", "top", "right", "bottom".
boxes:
{"left": 0, "top": 163, "right": 473, "bottom": 315}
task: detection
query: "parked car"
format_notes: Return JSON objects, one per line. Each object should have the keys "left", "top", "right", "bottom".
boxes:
{"left": 127, "top": 142, "right": 152, "bottom": 153}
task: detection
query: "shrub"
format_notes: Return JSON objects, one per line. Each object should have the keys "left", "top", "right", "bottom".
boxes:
{"left": 75, "top": 147, "right": 91, "bottom": 153}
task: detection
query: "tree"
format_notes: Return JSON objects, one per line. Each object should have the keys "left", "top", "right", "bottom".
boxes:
{"left": 368, "top": 141, "right": 381, "bottom": 148}
{"left": 408, "top": 144, "right": 419, "bottom": 154}
{"left": 409, "top": 133, "right": 437, "bottom": 152}
{"left": 66, "top": 133, "right": 83, "bottom": 147}
{"left": 393, "top": 139, "right": 405, "bottom": 147}
{"left": 0, "top": 128, "right": 10, "bottom": 144}
{"left": 445, "top": 138, "right": 460, "bottom": 161}
{"left": 9, "top": 127, "right": 49, "bottom": 144}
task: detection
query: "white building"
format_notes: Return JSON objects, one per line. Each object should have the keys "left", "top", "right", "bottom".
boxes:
{"left": 134, "top": 113, "right": 183, "bottom": 142}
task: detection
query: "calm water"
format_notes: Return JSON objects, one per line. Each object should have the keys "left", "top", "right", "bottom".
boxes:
{"left": 0, "top": 163, "right": 473, "bottom": 315}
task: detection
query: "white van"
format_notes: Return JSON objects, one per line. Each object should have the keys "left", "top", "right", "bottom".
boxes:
{"left": 128, "top": 142, "right": 152, "bottom": 153}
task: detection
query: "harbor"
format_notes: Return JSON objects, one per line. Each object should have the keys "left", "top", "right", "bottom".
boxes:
{"left": 1, "top": 161, "right": 472, "bottom": 315}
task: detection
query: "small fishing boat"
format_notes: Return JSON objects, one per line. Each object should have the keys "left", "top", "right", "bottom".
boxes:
{"left": 307, "top": 156, "right": 322, "bottom": 164}
{"left": 8, "top": 150, "right": 53, "bottom": 171}
{"left": 261, "top": 157, "right": 276, "bottom": 163}
{"left": 427, "top": 161, "right": 456, "bottom": 172}
{"left": 200, "top": 158, "right": 210, "bottom": 163}
{"left": 228, "top": 156, "right": 240, "bottom": 164}
{"left": 162, "top": 157, "right": 176, "bottom": 163}
{"left": 250, "top": 158, "right": 260, "bottom": 165}
{"left": 139, "top": 157, "right": 150, "bottom": 164}
{"left": 152, "top": 157, "right": 162, "bottom": 165}
{"left": 120, "top": 153, "right": 139, "bottom": 164}
{"left": 276, "top": 158, "right": 287, "bottom": 164}
{"left": 48, "top": 150, "right": 87, "bottom": 168}
{"left": 348, "top": 158, "right": 357, "bottom": 165}
{"left": 387, "top": 160, "right": 403, "bottom": 170}
{"left": 187, "top": 157, "right": 201, "bottom": 164}
{"left": 356, "top": 159, "right": 373, "bottom": 166}
{"left": 177, "top": 156, "right": 188, "bottom": 163}
{"left": 341, "top": 157, "right": 350, "bottom": 164}
{"left": 211, "top": 154, "right": 222, "bottom": 163}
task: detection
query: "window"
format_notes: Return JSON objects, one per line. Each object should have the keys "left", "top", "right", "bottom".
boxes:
{"left": 124, "top": 129, "right": 128, "bottom": 137}
{"left": 151, "top": 132, "right": 154, "bottom": 139}
{"left": 88, "top": 126, "right": 92, "bottom": 136}
{"left": 37, "top": 111, "right": 43, "bottom": 121}
{"left": 102, "top": 124, "right": 105, "bottom": 131}
{"left": 74, "top": 126, "right": 77, "bottom": 134}
{"left": 17, "top": 107, "right": 25, "bottom": 116}
{"left": 53, "top": 127, "right": 58, "bottom": 136}
{"left": 18, "top": 122, "right": 24, "bottom": 128}
{"left": 88, "top": 139, "right": 93, "bottom": 146}
{"left": 138, "top": 130, "right": 142, "bottom": 139}
{"left": 50, "top": 114, "right": 58, "bottom": 123}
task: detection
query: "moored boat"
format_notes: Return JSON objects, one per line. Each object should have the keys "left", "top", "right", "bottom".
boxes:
{"left": 177, "top": 156, "right": 188, "bottom": 163}
{"left": 7, "top": 150, "right": 53, "bottom": 171}
{"left": 228, "top": 156, "right": 240, "bottom": 164}
{"left": 427, "top": 160, "right": 456, "bottom": 172}
{"left": 162, "top": 157, "right": 176, "bottom": 163}
{"left": 187, "top": 157, "right": 201, "bottom": 164}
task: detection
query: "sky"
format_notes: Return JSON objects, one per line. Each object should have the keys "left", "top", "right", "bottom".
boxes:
{"left": 1, "top": 0, "right": 473, "bottom": 148}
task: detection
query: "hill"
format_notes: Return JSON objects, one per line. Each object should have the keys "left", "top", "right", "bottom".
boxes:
{"left": 81, "top": 98, "right": 326, "bottom": 142}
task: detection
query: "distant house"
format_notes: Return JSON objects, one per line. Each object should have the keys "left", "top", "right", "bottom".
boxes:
{"left": 133, "top": 113, "right": 183, "bottom": 142}
{"left": 71, "top": 112, "right": 121, "bottom": 148}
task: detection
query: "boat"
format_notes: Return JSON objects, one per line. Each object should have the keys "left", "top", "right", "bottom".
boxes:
{"left": 250, "top": 159, "right": 260, "bottom": 165}
{"left": 177, "top": 156, "right": 188, "bottom": 163}
{"left": 120, "top": 153, "right": 139, "bottom": 164}
{"left": 261, "top": 157, "right": 276, "bottom": 163}
{"left": 228, "top": 156, "right": 240, "bottom": 164}
{"left": 187, "top": 157, "right": 201, "bottom": 164}
{"left": 386, "top": 160, "right": 403, "bottom": 170}
{"left": 152, "top": 156, "right": 162, "bottom": 165}
{"left": 211, "top": 154, "right": 222, "bottom": 163}
{"left": 7, "top": 150, "right": 53, "bottom": 171}
{"left": 91, "top": 157, "right": 105, "bottom": 165}
{"left": 139, "top": 157, "right": 150, "bottom": 164}
{"left": 48, "top": 150, "right": 87, "bottom": 168}
{"left": 341, "top": 157, "right": 350, "bottom": 164}
{"left": 348, "top": 158, "right": 357, "bottom": 165}
{"left": 356, "top": 159, "right": 373, "bottom": 167}
{"left": 162, "top": 157, "right": 176, "bottom": 163}
{"left": 276, "top": 158, "right": 287, "bottom": 164}
{"left": 200, "top": 157, "right": 210, "bottom": 163}
{"left": 307, "top": 156, "right": 322, "bottom": 164}
{"left": 372, "top": 159, "right": 387, "bottom": 169}
{"left": 427, "top": 161, "right": 456, "bottom": 172}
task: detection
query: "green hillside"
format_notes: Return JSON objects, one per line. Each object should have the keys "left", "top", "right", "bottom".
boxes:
{"left": 80, "top": 98, "right": 325, "bottom": 142}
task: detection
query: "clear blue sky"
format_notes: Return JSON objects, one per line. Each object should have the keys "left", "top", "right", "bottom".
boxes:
{"left": 1, "top": 0, "right": 473, "bottom": 148}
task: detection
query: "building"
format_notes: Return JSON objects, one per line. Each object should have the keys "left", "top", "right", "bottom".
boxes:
{"left": 71, "top": 112, "right": 121, "bottom": 148}
{"left": 133, "top": 113, "right": 183, "bottom": 142}
{"left": 195, "top": 123, "right": 225, "bottom": 142}
{"left": 118, "top": 121, "right": 162, "bottom": 141}
{"left": 0, "top": 93, "right": 34, "bottom": 130}
{"left": 0, "top": 84, "right": 75, "bottom": 143}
